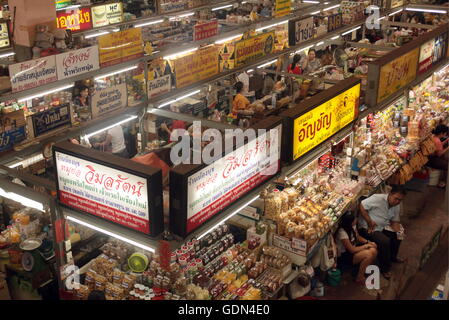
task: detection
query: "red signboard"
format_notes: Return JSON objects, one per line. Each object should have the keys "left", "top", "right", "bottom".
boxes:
{"left": 193, "top": 21, "right": 218, "bottom": 42}
{"left": 56, "top": 7, "right": 93, "bottom": 32}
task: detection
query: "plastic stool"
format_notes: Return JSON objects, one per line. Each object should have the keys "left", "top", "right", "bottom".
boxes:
{"left": 428, "top": 168, "right": 441, "bottom": 186}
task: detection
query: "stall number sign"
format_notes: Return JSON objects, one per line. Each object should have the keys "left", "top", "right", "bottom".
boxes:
{"left": 186, "top": 125, "right": 281, "bottom": 234}
{"left": 56, "top": 7, "right": 93, "bottom": 32}
{"left": 91, "top": 83, "right": 127, "bottom": 119}
{"left": 289, "top": 17, "right": 314, "bottom": 46}
{"left": 55, "top": 151, "right": 150, "bottom": 234}
{"left": 32, "top": 103, "right": 71, "bottom": 137}
{"left": 92, "top": 2, "right": 123, "bottom": 27}
{"left": 293, "top": 83, "right": 360, "bottom": 161}
{"left": 377, "top": 48, "right": 419, "bottom": 104}
{"left": 328, "top": 13, "right": 343, "bottom": 33}
{"left": 9, "top": 56, "right": 58, "bottom": 93}
{"left": 56, "top": 46, "right": 100, "bottom": 80}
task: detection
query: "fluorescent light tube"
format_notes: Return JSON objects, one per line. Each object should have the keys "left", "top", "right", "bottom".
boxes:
{"left": 85, "top": 115, "right": 138, "bottom": 138}
{"left": 169, "top": 12, "right": 194, "bottom": 21}
{"left": 94, "top": 66, "right": 138, "bottom": 80}
{"left": 157, "top": 90, "right": 201, "bottom": 108}
{"left": 406, "top": 8, "right": 447, "bottom": 14}
{"left": 197, "top": 196, "right": 260, "bottom": 240}
{"left": 85, "top": 31, "right": 110, "bottom": 39}
{"left": 311, "top": 11, "right": 321, "bottom": 15}
{"left": 212, "top": 5, "right": 233, "bottom": 11}
{"left": 18, "top": 84, "right": 74, "bottom": 102}
{"left": 256, "top": 20, "right": 288, "bottom": 32}
{"left": 164, "top": 47, "right": 198, "bottom": 60}
{"left": 330, "top": 35, "right": 340, "bottom": 40}
{"left": 323, "top": 4, "right": 340, "bottom": 11}
{"left": 135, "top": 19, "right": 164, "bottom": 28}
{"left": 0, "top": 52, "right": 15, "bottom": 59}
{"left": 215, "top": 34, "right": 243, "bottom": 44}
{"left": 342, "top": 26, "right": 361, "bottom": 36}
{"left": 257, "top": 59, "right": 278, "bottom": 69}
{"left": 388, "top": 9, "right": 403, "bottom": 16}
{"left": 0, "top": 187, "right": 44, "bottom": 211}
{"left": 66, "top": 215, "right": 156, "bottom": 253}
{"left": 315, "top": 41, "right": 324, "bottom": 46}
{"left": 303, "top": 1, "right": 320, "bottom": 3}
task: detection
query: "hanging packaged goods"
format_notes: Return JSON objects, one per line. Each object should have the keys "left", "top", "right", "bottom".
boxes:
{"left": 91, "top": 2, "right": 124, "bottom": 28}
{"left": 288, "top": 16, "right": 314, "bottom": 47}
{"left": 235, "top": 32, "right": 275, "bottom": 68}
{"left": 56, "top": 7, "right": 93, "bottom": 32}
{"left": 169, "top": 117, "right": 282, "bottom": 238}
{"left": 53, "top": 141, "right": 164, "bottom": 236}
{"left": 55, "top": 46, "right": 100, "bottom": 80}
{"left": 91, "top": 83, "right": 128, "bottom": 119}
{"left": 172, "top": 46, "right": 219, "bottom": 88}
{"left": 98, "top": 28, "right": 144, "bottom": 67}
{"left": 366, "top": 23, "right": 449, "bottom": 107}
{"left": 281, "top": 78, "right": 361, "bottom": 163}
{"left": 8, "top": 56, "right": 58, "bottom": 93}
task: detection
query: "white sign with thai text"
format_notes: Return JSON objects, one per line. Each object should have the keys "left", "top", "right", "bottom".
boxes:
{"left": 9, "top": 56, "right": 58, "bottom": 92}
{"left": 56, "top": 46, "right": 100, "bottom": 80}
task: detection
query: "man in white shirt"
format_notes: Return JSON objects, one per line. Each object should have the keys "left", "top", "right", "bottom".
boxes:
{"left": 358, "top": 185, "right": 406, "bottom": 279}
{"left": 93, "top": 125, "right": 129, "bottom": 158}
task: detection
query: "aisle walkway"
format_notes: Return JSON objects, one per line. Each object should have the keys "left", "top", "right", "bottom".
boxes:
{"left": 322, "top": 185, "right": 448, "bottom": 300}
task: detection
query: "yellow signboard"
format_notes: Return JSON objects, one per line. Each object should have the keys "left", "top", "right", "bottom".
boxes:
{"left": 377, "top": 48, "right": 419, "bottom": 104}
{"left": 293, "top": 83, "right": 361, "bottom": 161}
{"left": 172, "top": 46, "right": 219, "bottom": 88}
{"left": 235, "top": 32, "right": 275, "bottom": 68}
{"left": 275, "top": 0, "right": 291, "bottom": 17}
{"left": 99, "top": 28, "right": 143, "bottom": 67}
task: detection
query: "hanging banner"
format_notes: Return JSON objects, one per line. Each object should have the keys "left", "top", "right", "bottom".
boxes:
{"left": 172, "top": 46, "right": 219, "bottom": 88}
{"left": 288, "top": 16, "right": 314, "bottom": 46}
{"left": 275, "top": 0, "right": 291, "bottom": 17}
{"left": 293, "top": 83, "right": 360, "bottom": 160}
{"left": 92, "top": 2, "right": 123, "bottom": 28}
{"left": 9, "top": 56, "right": 58, "bottom": 93}
{"left": 98, "top": 28, "right": 143, "bottom": 67}
{"left": 56, "top": 46, "right": 99, "bottom": 80}
{"left": 148, "top": 74, "right": 171, "bottom": 99}
{"left": 56, "top": 7, "right": 93, "bottom": 32}
{"left": 32, "top": 103, "right": 71, "bottom": 137}
{"left": 91, "top": 83, "right": 127, "bottom": 119}
{"left": 193, "top": 21, "right": 219, "bottom": 42}
{"left": 235, "top": 32, "right": 275, "bottom": 68}
{"left": 377, "top": 48, "right": 419, "bottom": 104}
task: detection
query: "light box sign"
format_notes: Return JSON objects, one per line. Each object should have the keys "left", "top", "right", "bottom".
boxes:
{"left": 293, "top": 83, "right": 360, "bottom": 161}
{"left": 9, "top": 56, "right": 58, "bottom": 93}
{"left": 235, "top": 32, "right": 275, "bottom": 68}
{"left": 377, "top": 47, "right": 419, "bottom": 104}
{"left": 170, "top": 122, "right": 282, "bottom": 238}
{"left": 54, "top": 142, "right": 164, "bottom": 236}
{"left": 288, "top": 16, "right": 314, "bottom": 47}
{"left": 92, "top": 2, "right": 123, "bottom": 28}
{"left": 91, "top": 83, "right": 128, "bottom": 119}
{"left": 56, "top": 46, "right": 99, "bottom": 80}
{"left": 56, "top": 7, "right": 93, "bottom": 32}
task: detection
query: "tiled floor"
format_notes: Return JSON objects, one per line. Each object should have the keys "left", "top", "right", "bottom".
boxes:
{"left": 321, "top": 185, "right": 448, "bottom": 300}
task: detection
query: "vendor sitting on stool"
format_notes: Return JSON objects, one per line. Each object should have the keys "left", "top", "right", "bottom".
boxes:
{"left": 427, "top": 124, "right": 449, "bottom": 188}
{"left": 358, "top": 185, "right": 407, "bottom": 280}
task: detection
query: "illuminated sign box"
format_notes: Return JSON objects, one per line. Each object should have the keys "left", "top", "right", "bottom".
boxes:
{"left": 56, "top": 7, "right": 93, "bottom": 32}
{"left": 53, "top": 141, "right": 164, "bottom": 236}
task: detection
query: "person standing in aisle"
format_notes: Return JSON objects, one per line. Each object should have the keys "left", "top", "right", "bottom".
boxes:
{"left": 93, "top": 124, "right": 129, "bottom": 158}
{"left": 427, "top": 124, "right": 449, "bottom": 188}
{"left": 358, "top": 185, "right": 407, "bottom": 279}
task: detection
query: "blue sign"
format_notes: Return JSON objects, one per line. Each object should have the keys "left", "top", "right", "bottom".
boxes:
{"left": 32, "top": 103, "right": 71, "bottom": 137}
{"left": 0, "top": 126, "right": 26, "bottom": 152}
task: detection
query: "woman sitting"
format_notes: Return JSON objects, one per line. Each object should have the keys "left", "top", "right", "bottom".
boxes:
{"left": 427, "top": 124, "right": 449, "bottom": 188}
{"left": 336, "top": 212, "right": 378, "bottom": 285}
